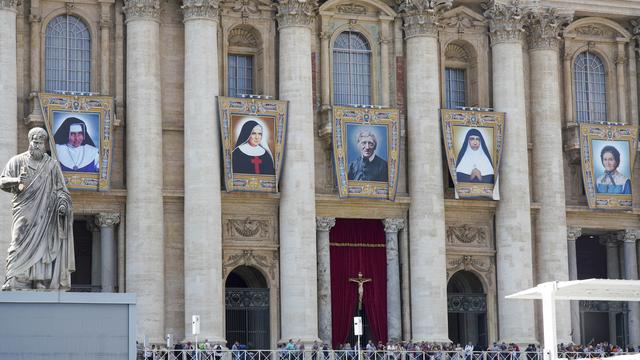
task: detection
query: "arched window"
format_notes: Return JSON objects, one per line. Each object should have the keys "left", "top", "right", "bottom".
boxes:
{"left": 45, "top": 15, "right": 91, "bottom": 93}
{"left": 333, "top": 31, "right": 371, "bottom": 106}
{"left": 574, "top": 51, "right": 607, "bottom": 123}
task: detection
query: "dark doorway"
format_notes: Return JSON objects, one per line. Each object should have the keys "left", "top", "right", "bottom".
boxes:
{"left": 70, "top": 220, "right": 92, "bottom": 291}
{"left": 447, "top": 271, "right": 488, "bottom": 348}
{"left": 225, "top": 266, "right": 270, "bottom": 349}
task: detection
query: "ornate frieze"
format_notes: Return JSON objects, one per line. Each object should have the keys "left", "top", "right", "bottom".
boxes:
{"left": 337, "top": 4, "right": 367, "bottom": 15}
{"left": 228, "top": 26, "right": 259, "bottom": 48}
{"left": 123, "top": 0, "right": 160, "bottom": 22}
{"left": 316, "top": 217, "right": 336, "bottom": 232}
{"left": 223, "top": 249, "right": 277, "bottom": 280}
{"left": 446, "top": 255, "right": 494, "bottom": 287}
{"left": 0, "top": 0, "right": 18, "bottom": 10}
{"left": 446, "top": 224, "right": 487, "bottom": 245}
{"left": 95, "top": 212, "right": 121, "bottom": 228}
{"left": 231, "top": 0, "right": 259, "bottom": 20}
{"left": 483, "top": 0, "right": 530, "bottom": 45}
{"left": 527, "top": 7, "right": 572, "bottom": 50}
{"left": 445, "top": 43, "right": 471, "bottom": 62}
{"left": 575, "top": 25, "right": 610, "bottom": 37}
{"left": 623, "top": 229, "right": 640, "bottom": 243}
{"left": 630, "top": 18, "right": 640, "bottom": 39}
{"left": 225, "top": 217, "right": 271, "bottom": 240}
{"left": 398, "top": 0, "right": 452, "bottom": 38}
{"left": 383, "top": 218, "right": 405, "bottom": 233}
{"left": 182, "top": 0, "right": 219, "bottom": 20}
{"left": 275, "top": 0, "right": 317, "bottom": 29}
{"left": 566, "top": 226, "right": 582, "bottom": 242}
{"left": 443, "top": 14, "right": 473, "bottom": 34}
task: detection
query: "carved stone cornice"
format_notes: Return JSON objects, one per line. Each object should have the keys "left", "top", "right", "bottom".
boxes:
{"left": 566, "top": 226, "right": 582, "bottom": 242}
{"left": 223, "top": 249, "right": 277, "bottom": 280}
{"left": 398, "top": 0, "right": 452, "bottom": 39}
{"left": 527, "top": 7, "right": 572, "bottom": 51}
{"left": 95, "top": 212, "right": 121, "bottom": 228}
{"left": 182, "top": 0, "right": 219, "bottom": 21}
{"left": 483, "top": 0, "right": 531, "bottom": 45}
{"left": 123, "top": 0, "right": 160, "bottom": 22}
{"left": 0, "top": 0, "right": 19, "bottom": 11}
{"left": 383, "top": 218, "right": 405, "bottom": 233}
{"left": 446, "top": 255, "right": 494, "bottom": 287}
{"left": 316, "top": 217, "right": 336, "bottom": 232}
{"left": 275, "top": 0, "right": 317, "bottom": 29}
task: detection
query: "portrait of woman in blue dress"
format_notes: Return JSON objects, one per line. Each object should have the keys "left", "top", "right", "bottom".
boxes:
{"left": 596, "top": 145, "right": 631, "bottom": 194}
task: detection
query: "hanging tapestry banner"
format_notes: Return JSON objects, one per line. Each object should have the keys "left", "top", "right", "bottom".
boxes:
{"left": 579, "top": 123, "right": 637, "bottom": 210}
{"left": 332, "top": 106, "right": 400, "bottom": 200}
{"left": 39, "top": 93, "right": 115, "bottom": 191}
{"left": 441, "top": 109, "right": 505, "bottom": 200}
{"left": 218, "top": 97, "right": 288, "bottom": 192}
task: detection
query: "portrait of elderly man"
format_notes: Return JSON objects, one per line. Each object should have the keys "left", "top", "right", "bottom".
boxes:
{"left": 455, "top": 128, "right": 494, "bottom": 184}
{"left": 348, "top": 129, "right": 388, "bottom": 182}
{"left": 0, "top": 127, "right": 74, "bottom": 290}
{"left": 53, "top": 116, "right": 100, "bottom": 172}
{"left": 596, "top": 145, "right": 631, "bottom": 194}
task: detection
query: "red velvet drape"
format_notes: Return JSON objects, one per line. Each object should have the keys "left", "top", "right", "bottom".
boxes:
{"left": 330, "top": 219, "right": 387, "bottom": 349}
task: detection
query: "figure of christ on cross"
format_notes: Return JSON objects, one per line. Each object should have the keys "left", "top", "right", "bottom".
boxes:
{"left": 349, "top": 272, "right": 372, "bottom": 312}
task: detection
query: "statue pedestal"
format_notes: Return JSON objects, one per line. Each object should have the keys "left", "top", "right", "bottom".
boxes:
{"left": 0, "top": 291, "right": 136, "bottom": 359}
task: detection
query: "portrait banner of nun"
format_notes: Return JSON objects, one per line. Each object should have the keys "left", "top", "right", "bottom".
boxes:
{"left": 579, "top": 123, "right": 638, "bottom": 210}
{"left": 332, "top": 106, "right": 400, "bottom": 200}
{"left": 441, "top": 109, "right": 505, "bottom": 200}
{"left": 39, "top": 93, "right": 115, "bottom": 191}
{"left": 218, "top": 97, "right": 288, "bottom": 192}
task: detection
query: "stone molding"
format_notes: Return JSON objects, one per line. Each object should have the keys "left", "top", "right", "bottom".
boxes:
{"left": 383, "top": 218, "right": 405, "bottom": 233}
{"left": 446, "top": 224, "right": 488, "bottom": 246}
{"left": 0, "top": 0, "right": 18, "bottom": 11}
{"left": 225, "top": 217, "right": 271, "bottom": 241}
{"left": 527, "top": 8, "right": 572, "bottom": 51}
{"left": 446, "top": 255, "right": 494, "bottom": 287}
{"left": 228, "top": 26, "right": 259, "bottom": 48}
{"left": 223, "top": 249, "right": 277, "bottom": 281}
{"left": 631, "top": 18, "right": 640, "bottom": 39}
{"left": 230, "top": 0, "right": 259, "bottom": 19}
{"left": 275, "top": 0, "right": 317, "bottom": 29}
{"left": 399, "top": 0, "right": 452, "bottom": 39}
{"left": 123, "top": 0, "right": 160, "bottom": 22}
{"left": 95, "top": 212, "right": 121, "bottom": 228}
{"left": 623, "top": 229, "right": 640, "bottom": 243}
{"left": 182, "top": 0, "right": 219, "bottom": 21}
{"left": 316, "top": 217, "right": 336, "bottom": 232}
{"left": 566, "top": 226, "right": 582, "bottom": 242}
{"left": 483, "top": 0, "right": 530, "bottom": 45}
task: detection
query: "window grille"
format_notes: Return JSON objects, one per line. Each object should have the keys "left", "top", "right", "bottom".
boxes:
{"left": 445, "top": 68, "right": 466, "bottom": 109}
{"left": 333, "top": 31, "right": 372, "bottom": 106}
{"left": 45, "top": 15, "right": 91, "bottom": 93}
{"left": 228, "top": 54, "right": 254, "bottom": 97}
{"left": 574, "top": 51, "right": 608, "bottom": 123}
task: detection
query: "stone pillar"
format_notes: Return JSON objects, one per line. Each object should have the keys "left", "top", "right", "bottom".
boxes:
{"left": 87, "top": 221, "right": 102, "bottom": 290}
{"left": 616, "top": 42, "right": 627, "bottom": 124}
{"left": 25, "top": 0, "right": 43, "bottom": 125}
{"left": 182, "top": 0, "right": 225, "bottom": 344}
{"left": 528, "top": 8, "right": 573, "bottom": 345}
{"left": 566, "top": 227, "right": 581, "bottom": 344}
{"left": 123, "top": 0, "right": 165, "bottom": 343}
{"left": 383, "top": 218, "right": 404, "bottom": 343}
{"left": 100, "top": 3, "right": 112, "bottom": 94}
{"left": 0, "top": 0, "right": 18, "bottom": 285}
{"left": 276, "top": 0, "right": 319, "bottom": 343}
{"left": 320, "top": 31, "right": 331, "bottom": 112}
{"left": 316, "top": 217, "right": 336, "bottom": 345}
{"left": 604, "top": 235, "right": 620, "bottom": 344}
{"left": 622, "top": 230, "right": 640, "bottom": 345}
{"left": 484, "top": 0, "right": 536, "bottom": 344}
{"left": 399, "top": 225, "right": 410, "bottom": 341}
{"left": 379, "top": 22, "right": 391, "bottom": 107}
{"left": 96, "top": 213, "right": 120, "bottom": 293}
{"left": 400, "top": 0, "right": 450, "bottom": 343}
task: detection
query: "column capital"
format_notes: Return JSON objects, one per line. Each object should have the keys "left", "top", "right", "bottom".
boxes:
{"left": 86, "top": 220, "right": 100, "bottom": 233}
{"left": 123, "top": 0, "right": 160, "bottom": 22}
{"left": 527, "top": 7, "right": 572, "bottom": 51}
{"left": 398, "top": 0, "right": 452, "bottom": 39}
{"left": 316, "top": 217, "right": 336, "bottom": 232}
{"left": 622, "top": 229, "right": 640, "bottom": 243}
{"left": 600, "top": 234, "right": 621, "bottom": 247}
{"left": 383, "top": 218, "right": 406, "bottom": 233}
{"left": 483, "top": 0, "right": 531, "bottom": 45}
{"left": 95, "top": 212, "right": 121, "bottom": 228}
{"left": 0, "top": 0, "right": 18, "bottom": 11}
{"left": 567, "top": 226, "right": 582, "bottom": 242}
{"left": 276, "top": 0, "right": 317, "bottom": 29}
{"left": 182, "top": 0, "right": 219, "bottom": 21}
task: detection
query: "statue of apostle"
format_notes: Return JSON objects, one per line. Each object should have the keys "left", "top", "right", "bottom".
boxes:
{"left": 0, "top": 127, "right": 75, "bottom": 291}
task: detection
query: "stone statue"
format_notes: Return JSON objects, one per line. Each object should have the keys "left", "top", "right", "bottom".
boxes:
{"left": 349, "top": 271, "right": 371, "bottom": 311}
{"left": 0, "top": 127, "right": 74, "bottom": 291}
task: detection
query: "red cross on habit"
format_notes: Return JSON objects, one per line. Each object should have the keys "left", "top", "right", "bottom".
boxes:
{"left": 251, "top": 156, "right": 262, "bottom": 174}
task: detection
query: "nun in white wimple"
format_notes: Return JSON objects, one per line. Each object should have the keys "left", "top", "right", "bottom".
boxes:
{"left": 455, "top": 128, "right": 494, "bottom": 184}
{"left": 232, "top": 120, "right": 275, "bottom": 175}
{"left": 54, "top": 117, "right": 100, "bottom": 173}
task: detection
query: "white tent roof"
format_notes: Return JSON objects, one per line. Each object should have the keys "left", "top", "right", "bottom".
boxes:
{"left": 506, "top": 279, "right": 640, "bottom": 301}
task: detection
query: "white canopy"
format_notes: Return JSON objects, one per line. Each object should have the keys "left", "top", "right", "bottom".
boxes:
{"left": 506, "top": 279, "right": 640, "bottom": 301}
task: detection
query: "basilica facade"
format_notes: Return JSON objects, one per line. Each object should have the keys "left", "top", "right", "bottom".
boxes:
{"left": 1, "top": 0, "right": 640, "bottom": 350}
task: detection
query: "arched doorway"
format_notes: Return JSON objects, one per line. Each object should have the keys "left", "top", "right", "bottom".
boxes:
{"left": 225, "top": 266, "right": 270, "bottom": 349}
{"left": 447, "top": 271, "right": 488, "bottom": 348}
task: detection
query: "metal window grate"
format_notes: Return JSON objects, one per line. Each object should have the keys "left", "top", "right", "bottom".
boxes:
{"left": 45, "top": 15, "right": 91, "bottom": 93}
{"left": 229, "top": 54, "right": 254, "bottom": 97}
{"left": 333, "top": 31, "right": 372, "bottom": 106}
{"left": 574, "top": 51, "right": 608, "bottom": 123}
{"left": 445, "top": 68, "right": 466, "bottom": 109}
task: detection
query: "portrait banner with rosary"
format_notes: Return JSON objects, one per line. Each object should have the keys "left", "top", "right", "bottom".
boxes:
{"left": 579, "top": 123, "right": 637, "bottom": 210}
{"left": 39, "top": 93, "right": 115, "bottom": 191}
{"left": 441, "top": 109, "right": 505, "bottom": 200}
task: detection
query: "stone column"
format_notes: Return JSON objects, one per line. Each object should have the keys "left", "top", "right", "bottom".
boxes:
{"left": 379, "top": 21, "right": 391, "bottom": 107}
{"left": 123, "top": 0, "right": 165, "bottom": 343}
{"left": 25, "top": 0, "right": 43, "bottom": 125}
{"left": 622, "top": 230, "right": 640, "bottom": 345}
{"left": 528, "top": 8, "right": 573, "bottom": 345}
{"left": 276, "top": 0, "right": 319, "bottom": 343}
{"left": 87, "top": 221, "right": 102, "bottom": 290}
{"left": 182, "top": 0, "right": 225, "bottom": 344}
{"left": 316, "top": 217, "right": 336, "bottom": 345}
{"left": 566, "top": 227, "right": 581, "bottom": 344}
{"left": 604, "top": 235, "right": 620, "bottom": 344}
{"left": 383, "top": 218, "right": 404, "bottom": 343}
{"left": 399, "top": 225, "right": 411, "bottom": 341}
{"left": 484, "top": 0, "right": 536, "bottom": 344}
{"left": 96, "top": 213, "right": 120, "bottom": 293}
{"left": 0, "top": 0, "right": 18, "bottom": 285}
{"left": 100, "top": 3, "right": 112, "bottom": 94}
{"left": 400, "top": 0, "right": 450, "bottom": 343}
{"left": 616, "top": 42, "right": 627, "bottom": 124}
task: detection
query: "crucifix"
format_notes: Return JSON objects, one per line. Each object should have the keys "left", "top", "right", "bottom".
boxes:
{"left": 349, "top": 272, "right": 372, "bottom": 312}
